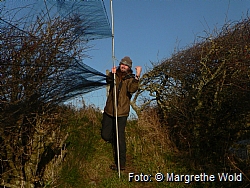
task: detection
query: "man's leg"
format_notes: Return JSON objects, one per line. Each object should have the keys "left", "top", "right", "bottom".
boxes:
{"left": 115, "top": 116, "right": 128, "bottom": 169}
{"left": 101, "top": 113, "right": 119, "bottom": 170}
{"left": 104, "top": 114, "right": 127, "bottom": 170}
{"left": 101, "top": 112, "right": 114, "bottom": 142}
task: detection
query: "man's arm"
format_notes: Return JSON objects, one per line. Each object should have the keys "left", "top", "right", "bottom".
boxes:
{"left": 127, "top": 66, "right": 142, "bottom": 93}
{"left": 106, "top": 66, "right": 117, "bottom": 84}
{"left": 106, "top": 72, "right": 113, "bottom": 84}
{"left": 134, "top": 66, "right": 142, "bottom": 80}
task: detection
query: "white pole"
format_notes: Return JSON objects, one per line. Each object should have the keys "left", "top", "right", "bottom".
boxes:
{"left": 110, "top": 0, "right": 121, "bottom": 178}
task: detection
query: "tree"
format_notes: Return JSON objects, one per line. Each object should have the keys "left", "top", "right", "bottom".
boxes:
{"left": 0, "top": 9, "right": 107, "bottom": 188}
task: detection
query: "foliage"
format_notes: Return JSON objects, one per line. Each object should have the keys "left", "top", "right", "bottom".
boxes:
{"left": 136, "top": 18, "right": 250, "bottom": 172}
{"left": 0, "top": 8, "right": 106, "bottom": 188}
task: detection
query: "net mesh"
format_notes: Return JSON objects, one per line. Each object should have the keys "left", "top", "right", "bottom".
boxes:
{"left": 0, "top": 0, "right": 111, "bottom": 106}
{"left": 0, "top": 0, "right": 112, "bottom": 41}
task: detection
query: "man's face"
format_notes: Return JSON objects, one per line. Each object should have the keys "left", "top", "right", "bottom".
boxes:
{"left": 120, "top": 63, "right": 130, "bottom": 72}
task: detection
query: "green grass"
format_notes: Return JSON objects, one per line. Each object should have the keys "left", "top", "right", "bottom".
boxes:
{"left": 54, "top": 107, "right": 240, "bottom": 188}
{"left": 56, "top": 108, "right": 179, "bottom": 187}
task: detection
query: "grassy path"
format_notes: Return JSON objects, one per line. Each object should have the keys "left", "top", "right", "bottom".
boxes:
{"left": 57, "top": 109, "right": 216, "bottom": 188}
{"left": 57, "top": 110, "right": 141, "bottom": 187}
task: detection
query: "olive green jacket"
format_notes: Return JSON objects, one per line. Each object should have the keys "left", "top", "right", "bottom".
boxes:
{"left": 104, "top": 69, "right": 139, "bottom": 117}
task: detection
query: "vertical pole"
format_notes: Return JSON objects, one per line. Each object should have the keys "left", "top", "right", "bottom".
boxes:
{"left": 110, "top": 0, "right": 121, "bottom": 178}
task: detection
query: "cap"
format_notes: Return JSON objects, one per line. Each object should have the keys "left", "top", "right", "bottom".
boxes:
{"left": 120, "top": 56, "right": 132, "bottom": 68}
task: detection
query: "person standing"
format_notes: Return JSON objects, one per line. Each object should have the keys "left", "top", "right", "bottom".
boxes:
{"left": 101, "top": 56, "right": 142, "bottom": 171}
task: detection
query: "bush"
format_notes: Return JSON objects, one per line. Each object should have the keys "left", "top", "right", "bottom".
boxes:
{"left": 137, "top": 18, "right": 250, "bottom": 175}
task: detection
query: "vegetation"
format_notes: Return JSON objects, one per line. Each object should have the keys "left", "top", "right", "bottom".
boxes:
{"left": 54, "top": 106, "right": 195, "bottom": 188}
{"left": 40, "top": 105, "right": 249, "bottom": 187}
{"left": 0, "top": 6, "right": 105, "bottom": 187}
{"left": 1, "top": 2, "right": 250, "bottom": 187}
{"left": 132, "top": 17, "right": 250, "bottom": 185}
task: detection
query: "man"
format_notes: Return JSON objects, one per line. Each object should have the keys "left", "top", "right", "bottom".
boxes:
{"left": 101, "top": 56, "right": 142, "bottom": 171}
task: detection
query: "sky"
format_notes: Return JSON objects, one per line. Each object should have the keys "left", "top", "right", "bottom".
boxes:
{"left": 2, "top": 0, "right": 249, "bottom": 114}
{"left": 79, "top": 0, "right": 250, "bottom": 115}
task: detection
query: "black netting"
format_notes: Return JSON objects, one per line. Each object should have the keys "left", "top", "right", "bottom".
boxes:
{"left": 40, "top": 57, "right": 108, "bottom": 104}
{"left": 0, "top": 0, "right": 112, "bottom": 41}
{"left": 0, "top": 0, "right": 111, "bottom": 106}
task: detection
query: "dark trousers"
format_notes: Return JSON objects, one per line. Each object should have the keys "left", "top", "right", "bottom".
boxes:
{"left": 101, "top": 112, "right": 127, "bottom": 167}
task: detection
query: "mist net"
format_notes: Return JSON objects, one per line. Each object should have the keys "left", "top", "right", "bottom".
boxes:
{"left": 0, "top": 0, "right": 112, "bottom": 105}
{"left": 0, "top": 0, "right": 112, "bottom": 40}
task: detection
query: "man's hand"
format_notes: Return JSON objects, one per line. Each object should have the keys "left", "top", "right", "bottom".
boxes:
{"left": 135, "top": 66, "right": 142, "bottom": 77}
{"left": 111, "top": 66, "right": 116, "bottom": 73}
